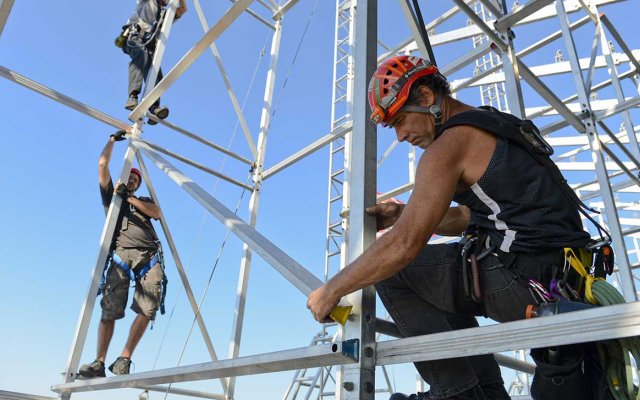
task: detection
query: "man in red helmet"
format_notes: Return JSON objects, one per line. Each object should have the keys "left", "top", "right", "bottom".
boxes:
{"left": 79, "top": 131, "right": 165, "bottom": 378}
{"left": 307, "top": 56, "right": 591, "bottom": 399}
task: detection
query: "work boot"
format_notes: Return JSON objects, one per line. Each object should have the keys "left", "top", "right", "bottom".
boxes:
{"left": 390, "top": 385, "right": 487, "bottom": 399}
{"left": 78, "top": 359, "right": 105, "bottom": 378}
{"left": 108, "top": 356, "right": 132, "bottom": 375}
{"left": 389, "top": 393, "right": 428, "bottom": 400}
{"left": 124, "top": 95, "right": 138, "bottom": 111}
{"left": 147, "top": 105, "right": 169, "bottom": 125}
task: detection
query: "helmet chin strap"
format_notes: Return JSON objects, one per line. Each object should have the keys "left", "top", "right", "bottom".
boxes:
{"left": 399, "top": 94, "right": 444, "bottom": 138}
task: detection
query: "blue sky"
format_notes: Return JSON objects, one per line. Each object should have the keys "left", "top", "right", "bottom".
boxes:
{"left": 1, "top": 1, "right": 638, "bottom": 399}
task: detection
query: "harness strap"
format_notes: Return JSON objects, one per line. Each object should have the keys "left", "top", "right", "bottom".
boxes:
{"left": 111, "top": 251, "right": 160, "bottom": 281}
{"left": 564, "top": 248, "right": 604, "bottom": 304}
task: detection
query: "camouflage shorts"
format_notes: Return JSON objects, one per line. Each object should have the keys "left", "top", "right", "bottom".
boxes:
{"left": 100, "top": 247, "right": 164, "bottom": 321}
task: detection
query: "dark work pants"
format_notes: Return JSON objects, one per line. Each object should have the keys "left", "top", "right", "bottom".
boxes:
{"left": 122, "top": 33, "right": 163, "bottom": 107}
{"left": 375, "top": 243, "right": 558, "bottom": 399}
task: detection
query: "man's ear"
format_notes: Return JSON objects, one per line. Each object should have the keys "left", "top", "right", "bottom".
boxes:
{"left": 416, "top": 85, "right": 436, "bottom": 107}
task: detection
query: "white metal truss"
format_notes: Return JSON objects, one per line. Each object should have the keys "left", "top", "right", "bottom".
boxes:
{"left": 1, "top": 1, "right": 640, "bottom": 400}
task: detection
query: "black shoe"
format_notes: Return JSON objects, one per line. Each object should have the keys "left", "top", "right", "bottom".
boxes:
{"left": 108, "top": 356, "right": 132, "bottom": 375}
{"left": 389, "top": 393, "right": 428, "bottom": 400}
{"left": 78, "top": 359, "right": 105, "bottom": 378}
{"left": 147, "top": 105, "right": 169, "bottom": 125}
{"left": 124, "top": 95, "right": 138, "bottom": 111}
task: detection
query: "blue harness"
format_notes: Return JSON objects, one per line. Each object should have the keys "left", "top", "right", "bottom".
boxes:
{"left": 98, "top": 247, "right": 168, "bottom": 315}
{"left": 111, "top": 252, "right": 160, "bottom": 281}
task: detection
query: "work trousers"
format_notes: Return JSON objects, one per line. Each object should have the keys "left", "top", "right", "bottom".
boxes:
{"left": 122, "top": 32, "right": 163, "bottom": 107}
{"left": 375, "top": 242, "right": 560, "bottom": 399}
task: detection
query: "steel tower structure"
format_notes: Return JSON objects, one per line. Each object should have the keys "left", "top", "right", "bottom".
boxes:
{"left": 1, "top": 1, "right": 640, "bottom": 400}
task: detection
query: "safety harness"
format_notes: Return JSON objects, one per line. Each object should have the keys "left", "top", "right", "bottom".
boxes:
{"left": 97, "top": 197, "right": 168, "bottom": 316}
{"left": 438, "top": 107, "right": 639, "bottom": 398}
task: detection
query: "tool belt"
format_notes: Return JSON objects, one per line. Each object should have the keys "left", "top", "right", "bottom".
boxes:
{"left": 459, "top": 229, "right": 613, "bottom": 305}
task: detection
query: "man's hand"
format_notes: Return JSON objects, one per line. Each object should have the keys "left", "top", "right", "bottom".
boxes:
{"left": 110, "top": 130, "right": 127, "bottom": 142}
{"left": 114, "top": 183, "right": 131, "bottom": 199}
{"left": 307, "top": 285, "right": 340, "bottom": 323}
{"left": 366, "top": 203, "right": 405, "bottom": 231}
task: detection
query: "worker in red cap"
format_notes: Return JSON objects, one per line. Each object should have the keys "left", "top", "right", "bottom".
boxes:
{"left": 79, "top": 130, "right": 166, "bottom": 378}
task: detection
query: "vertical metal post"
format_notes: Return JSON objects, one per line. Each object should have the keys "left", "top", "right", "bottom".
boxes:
{"left": 60, "top": 137, "right": 140, "bottom": 394}
{"left": 489, "top": 4, "right": 525, "bottom": 117}
{"left": 556, "top": 0, "right": 636, "bottom": 301}
{"left": 227, "top": 18, "right": 282, "bottom": 400}
{"left": 594, "top": 8, "right": 640, "bottom": 160}
{"left": 339, "top": 0, "right": 377, "bottom": 399}
{"left": 134, "top": 152, "right": 229, "bottom": 394}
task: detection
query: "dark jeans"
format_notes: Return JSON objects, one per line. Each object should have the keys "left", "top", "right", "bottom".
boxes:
{"left": 122, "top": 33, "right": 163, "bottom": 106}
{"left": 375, "top": 243, "right": 559, "bottom": 399}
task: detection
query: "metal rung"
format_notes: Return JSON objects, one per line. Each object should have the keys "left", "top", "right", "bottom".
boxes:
{"left": 335, "top": 94, "right": 347, "bottom": 103}
{"left": 329, "top": 221, "right": 342, "bottom": 229}
{"left": 331, "top": 146, "right": 345, "bottom": 155}
{"left": 330, "top": 196, "right": 343, "bottom": 203}
{"left": 328, "top": 251, "right": 341, "bottom": 257}
{"left": 331, "top": 169, "right": 345, "bottom": 177}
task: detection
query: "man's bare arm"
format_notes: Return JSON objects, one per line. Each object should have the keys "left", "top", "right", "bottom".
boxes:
{"left": 99, "top": 137, "right": 115, "bottom": 189}
{"left": 307, "top": 129, "right": 469, "bottom": 319}
{"left": 434, "top": 205, "right": 470, "bottom": 236}
{"left": 128, "top": 197, "right": 161, "bottom": 220}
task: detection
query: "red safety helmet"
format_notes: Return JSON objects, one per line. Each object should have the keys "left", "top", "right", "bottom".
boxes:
{"left": 130, "top": 167, "right": 142, "bottom": 189}
{"left": 368, "top": 55, "right": 440, "bottom": 126}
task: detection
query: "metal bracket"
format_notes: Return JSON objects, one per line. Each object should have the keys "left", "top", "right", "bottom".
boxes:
{"left": 341, "top": 339, "right": 360, "bottom": 361}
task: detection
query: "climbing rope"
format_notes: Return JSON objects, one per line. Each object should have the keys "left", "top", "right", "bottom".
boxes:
{"left": 591, "top": 280, "right": 640, "bottom": 400}
{"left": 564, "top": 249, "right": 640, "bottom": 400}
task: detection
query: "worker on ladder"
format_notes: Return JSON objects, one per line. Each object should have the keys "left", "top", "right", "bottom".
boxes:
{"left": 78, "top": 131, "right": 166, "bottom": 377}
{"left": 307, "top": 56, "right": 605, "bottom": 399}
{"left": 120, "top": 0, "right": 187, "bottom": 125}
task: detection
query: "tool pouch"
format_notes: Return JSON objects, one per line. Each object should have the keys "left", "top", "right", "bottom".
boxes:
{"left": 531, "top": 345, "right": 589, "bottom": 400}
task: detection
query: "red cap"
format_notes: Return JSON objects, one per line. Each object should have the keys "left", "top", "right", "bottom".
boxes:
{"left": 130, "top": 167, "right": 142, "bottom": 188}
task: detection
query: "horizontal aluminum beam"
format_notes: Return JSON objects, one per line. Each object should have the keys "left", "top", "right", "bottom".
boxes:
{"left": 375, "top": 318, "right": 536, "bottom": 374}
{"left": 0, "top": 65, "right": 130, "bottom": 131}
{"left": 133, "top": 139, "right": 325, "bottom": 296}
{"left": 262, "top": 122, "right": 352, "bottom": 180}
{"left": 140, "top": 140, "right": 253, "bottom": 190}
{"left": 147, "top": 115, "right": 253, "bottom": 165}
{"left": 377, "top": 182, "right": 413, "bottom": 202}
{"left": 376, "top": 302, "right": 640, "bottom": 366}
{"left": 494, "top": 0, "right": 556, "bottom": 32}
{"left": 138, "top": 385, "right": 226, "bottom": 399}
{"left": 0, "top": 0, "right": 14, "bottom": 36}
{"left": 130, "top": 0, "right": 255, "bottom": 121}
{"left": 0, "top": 391, "right": 56, "bottom": 400}
{"left": 272, "top": 0, "right": 299, "bottom": 20}
{"left": 227, "top": 0, "right": 276, "bottom": 30}
{"left": 51, "top": 341, "right": 357, "bottom": 394}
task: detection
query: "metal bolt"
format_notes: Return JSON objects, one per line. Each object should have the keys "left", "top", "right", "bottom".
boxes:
{"left": 365, "top": 382, "right": 374, "bottom": 393}
{"left": 364, "top": 346, "right": 374, "bottom": 358}
{"left": 343, "top": 382, "right": 355, "bottom": 391}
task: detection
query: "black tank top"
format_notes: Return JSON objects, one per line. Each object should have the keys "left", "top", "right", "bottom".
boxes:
{"left": 453, "top": 136, "right": 590, "bottom": 253}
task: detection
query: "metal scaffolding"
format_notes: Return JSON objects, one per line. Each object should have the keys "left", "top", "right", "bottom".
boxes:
{"left": 1, "top": 0, "right": 640, "bottom": 399}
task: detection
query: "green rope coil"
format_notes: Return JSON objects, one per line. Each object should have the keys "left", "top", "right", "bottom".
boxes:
{"left": 591, "top": 280, "right": 640, "bottom": 400}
